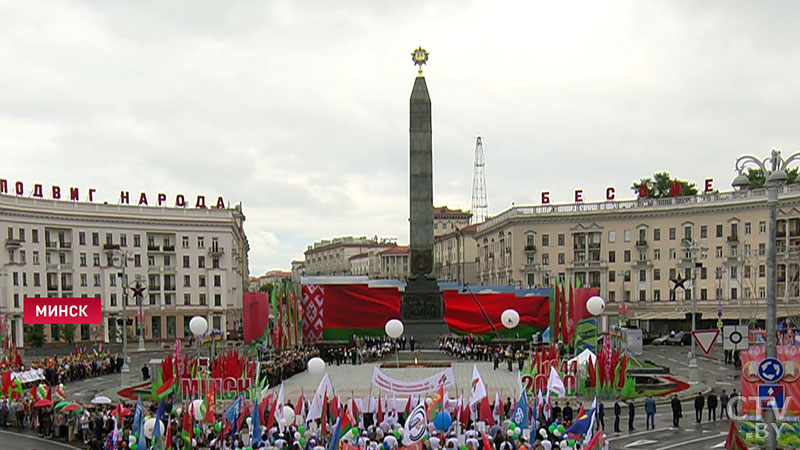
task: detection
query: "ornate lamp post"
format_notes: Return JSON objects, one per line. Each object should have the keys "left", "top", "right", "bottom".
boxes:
{"left": 732, "top": 148, "right": 800, "bottom": 450}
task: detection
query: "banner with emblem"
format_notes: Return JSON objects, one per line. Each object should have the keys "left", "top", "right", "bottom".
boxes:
{"left": 739, "top": 345, "right": 800, "bottom": 418}
{"left": 371, "top": 367, "right": 455, "bottom": 394}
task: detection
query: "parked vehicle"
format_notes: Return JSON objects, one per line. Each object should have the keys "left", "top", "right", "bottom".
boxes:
{"left": 667, "top": 331, "right": 692, "bottom": 346}
{"left": 652, "top": 334, "right": 671, "bottom": 345}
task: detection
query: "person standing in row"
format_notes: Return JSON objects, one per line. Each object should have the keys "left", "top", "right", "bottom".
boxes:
{"left": 627, "top": 399, "right": 636, "bottom": 432}
{"left": 720, "top": 390, "right": 729, "bottom": 420}
{"left": 694, "top": 393, "right": 705, "bottom": 423}
{"left": 613, "top": 398, "right": 621, "bottom": 433}
{"left": 671, "top": 395, "right": 682, "bottom": 428}
{"left": 644, "top": 395, "right": 656, "bottom": 430}
{"left": 707, "top": 392, "right": 718, "bottom": 421}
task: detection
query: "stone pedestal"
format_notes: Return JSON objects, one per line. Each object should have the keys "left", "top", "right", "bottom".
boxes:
{"left": 401, "top": 276, "right": 449, "bottom": 347}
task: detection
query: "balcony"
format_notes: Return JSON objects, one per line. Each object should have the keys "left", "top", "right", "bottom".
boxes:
{"left": 60, "top": 242, "right": 72, "bottom": 249}
{"left": 47, "top": 284, "right": 58, "bottom": 291}
{"left": 4, "top": 238, "right": 22, "bottom": 248}
{"left": 103, "top": 244, "right": 120, "bottom": 251}
{"left": 588, "top": 242, "right": 601, "bottom": 249}
{"left": 163, "top": 244, "right": 175, "bottom": 252}
{"left": 568, "top": 259, "right": 606, "bottom": 269}
{"left": 149, "top": 285, "right": 161, "bottom": 292}
{"left": 636, "top": 240, "right": 648, "bottom": 247}
{"left": 208, "top": 246, "right": 224, "bottom": 256}
{"left": 524, "top": 245, "right": 536, "bottom": 252}
{"left": 147, "top": 245, "right": 160, "bottom": 252}
{"left": 46, "top": 263, "right": 73, "bottom": 271}
{"left": 147, "top": 266, "right": 176, "bottom": 273}
{"left": 45, "top": 241, "right": 57, "bottom": 249}
{"left": 164, "top": 284, "right": 176, "bottom": 292}
{"left": 727, "top": 235, "right": 739, "bottom": 243}
{"left": 62, "top": 284, "right": 73, "bottom": 291}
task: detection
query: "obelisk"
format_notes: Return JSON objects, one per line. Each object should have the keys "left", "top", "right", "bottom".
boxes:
{"left": 401, "top": 47, "right": 449, "bottom": 344}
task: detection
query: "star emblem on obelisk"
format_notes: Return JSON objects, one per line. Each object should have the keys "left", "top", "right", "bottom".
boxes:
{"left": 411, "top": 46, "right": 429, "bottom": 75}
{"left": 130, "top": 282, "right": 146, "bottom": 299}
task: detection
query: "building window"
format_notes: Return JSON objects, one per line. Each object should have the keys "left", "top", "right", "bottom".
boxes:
{"left": 759, "top": 264, "right": 766, "bottom": 277}
{"left": 745, "top": 244, "right": 751, "bottom": 257}
{"left": 654, "top": 269, "right": 661, "bottom": 281}
{"left": 152, "top": 317, "right": 162, "bottom": 339}
{"left": 93, "top": 274, "right": 100, "bottom": 287}
{"left": 134, "top": 234, "right": 141, "bottom": 247}
{"left": 542, "top": 253, "right": 549, "bottom": 266}
{"left": 668, "top": 227, "right": 676, "bottom": 240}
{"left": 609, "top": 290, "right": 616, "bottom": 302}
{"left": 184, "top": 294, "right": 191, "bottom": 305}
{"left": 623, "top": 250, "right": 631, "bottom": 262}
{"left": 654, "top": 289, "right": 661, "bottom": 301}
{"left": 700, "top": 225, "right": 707, "bottom": 239}
{"left": 609, "top": 271, "right": 616, "bottom": 282}
{"left": 148, "top": 255, "right": 155, "bottom": 266}
{"left": 212, "top": 257, "right": 220, "bottom": 269}
{"left": 525, "top": 234, "right": 535, "bottom": 248}
{"left": 653, "top": 249, "right": 661, "bottom": 260}
{"left": 623, "top": 271, "right": 631, "bottom": 282}
{"left": 166, "top": 316, "right": 176, "bottom": 338}
{"left": 33, "top": 273, "right": 40, "bottom": 287}
{"left": 745, "top": 265, "right": 751, "bottom": 278}
{"left": 32, "top": 251, "right": 39, "bottom": 265}
{"left": 150, "top": 294, "right": 158, "bottom": 306}
{"left": 105, "top": 233, "right": 113, "bottom": 246}
{"left": 701, "top": 288, "right": 708, "bottom": 300}
{"left": 110, "top": 293, "right": 117, "bottom": 307}
{"left": 32, "top": 229, "right": 39, "bottom": 243}
{"left": 730, "top": 266, "right": 737, "bottom": 280}
{"left": 214, "top": 294, "right": 222, "bottom": 306}
{"left": 639, "top": 270, "right": 646, "bottom": 282}
{"left": 213, "top": 315, "right": 221, "bottom": 331}
{"left": 80, "top": 274, "right": 87, "bottom": 287}
{"left": 542, "top": 235, "right": 549, "bottom": 247}
{"left": 745, "top": 222, "right": 751, "bottom": 235}
{"left": 182, "top": 236, "right": 189, "bottom": 248}
{"left": 198, "top": 256, "right": 205, "bottom": 268}
{"left": 653, "top": 228, "right": 661, "bottom": 241}
{"left": 558, "top": 234, "right": 565, "bottom": 246}
{"left": 134, "top": 254, "right": 141, "bottom": 267}
{"left": 79, "top": 232, "right": 86, "bottom": 245}
{"left": 758, "top": 243, "right": 766, "bottom": 256}
{"left": 165, "top": 294, "right": 172, "bottom": 305}
{"left": 214, "top": 275, "right": 221, "bottom": 287}
{"left": 183, "top": 275, "right": 191, "bottom": 287}
{"left": 731, "top": 288, "right": 738, "bottom": 299}
{"left": 759, "top": 221, "right": 766, "bottom": 233}
{"left": 608, "top": 251, "right": 615, "bottom": 263}
{"left": 199, "top": 294, "right": 207, "bottom": 306}
{"left": 608, "top": 231, "right": 616, "bottom": 243}
{"left": 109, "top": 274, "right": 116, "bottom": 287}
{"left": 197, "top": 236, "right": 205, "bottom": 248}
{"left": 716, "top": 246, "right": 723, "bottom": 258}
{"left": 639, "top": 290, "right": 646, "bottom": 301}
{"left": 199, "top": 275, "right": 206, "bottom": 287}
{"left": 92, "top": 253, "right": 100, "bottom": 266}
{"left": 639, "top": 250, "right": 647, "bottom": 261}
{"left": 557, "top": 253, "right": 565, "bottom": 265}
{"left": 91, "top": 232, "right": 99, "bottom": 246}
{"left": 624, "top": 230, "right": 631, "bottom": 242}
{"left": 120, "top": 234, "right": 127, "bottom": 247}
{"left": 183, "top": 255, "right": 190, "bottom": 268}
{"left": 684, "top": 225, "right": 692, "bottom": 240}
{"left": 715, "top": 224, "right": 722, "bottom": 238}
{"left": 12, "top": 273, "right": 18, "bottom": 286}
{"left": 701, "top": 267, "right": 707, "bottom": 280}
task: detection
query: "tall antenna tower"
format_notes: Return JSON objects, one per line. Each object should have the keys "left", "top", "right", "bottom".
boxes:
{"left": 471, "top": 136, "right": 488, "bottom": 224}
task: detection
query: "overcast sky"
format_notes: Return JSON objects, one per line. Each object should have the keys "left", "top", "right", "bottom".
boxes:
{"left": 3, "top": 1, "right": 799, "bottom": 275}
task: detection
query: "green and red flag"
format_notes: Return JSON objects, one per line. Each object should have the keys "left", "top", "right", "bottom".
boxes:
{"left": 724, "top": 420, "right": 747, "bottom": 450}
{"left": 182, "top": 402, "right": 193, "bottom": 448}
{"left": 427, "top": 385, "right": 444, "bottom": 421}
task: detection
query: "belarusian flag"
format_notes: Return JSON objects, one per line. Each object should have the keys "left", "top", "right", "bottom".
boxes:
{"left": 427, "top": 385, "right": 444, "bottom": 421}
{"left": 182, "top": 403, "right": 193, "bottom": 448}
{"left": 724, "top": 421, "right": 747, "bottom": 450}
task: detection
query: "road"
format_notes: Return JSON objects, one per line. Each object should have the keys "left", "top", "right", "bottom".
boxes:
{"left": 0, "top": 429, "right": 81, "bottom": 450}
{"left": 66, "top": 350, "right": 172, "bottom": 403}
{"left": 643, "top": 341, "right": 740, "bottom": 390}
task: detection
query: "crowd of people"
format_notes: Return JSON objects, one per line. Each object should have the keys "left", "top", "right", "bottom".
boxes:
{"left": 319, "top": 336, "right": 402, "bottom": 366}
{"left": 439, "top": 336, "right": 527, "bottom": 372}
{"left": 259, "top": 347, "right": 320, "bottom": 388}
{"left": 29, "top": 352, "right": 125, "bottom": 385}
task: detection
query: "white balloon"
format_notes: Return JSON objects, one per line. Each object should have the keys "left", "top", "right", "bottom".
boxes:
{"left": 246, "top": 416, "right": 253, "bottom": 428}
{"left": 280, "top": 417, "right": 288, "bottom": 427}
{"left": 425, "top": 398, "right": 433, "bottom": 405}
{"left": 506, "top": 429, "right": 514, "bottom": 436}
{"left": 189, "top": 315, "right": 209, "bottom": 336}
{"left": 129, "top": 435, "right": 136, "bottom": 445}
{"left": 295, "top": 432, "right": 302, "bottom": 440}
{"left": 307, "top": 357, "right": 326, "bottom": 375}
{"left": 513, "top": 427, "right": 521, "bottom": 436}
{"left": 586, "top": 296, "right": 606, "bottom": 316}
{"left": 143, "top": 418, "right": 165, "bottom": 439}
{"left": 385, "top": 319, "right": 404, "bottom": 338}
{"left": 501, "top": 309, "right": 520, "bottom": 329}
{"left": 192, "top": 399, "right": 207, "bottom": 422}
{"left": 283, "top": 405, "right": 296, "bottom": 425}
{"left": 192, "top": 439, "right": 197, "bottom": 447}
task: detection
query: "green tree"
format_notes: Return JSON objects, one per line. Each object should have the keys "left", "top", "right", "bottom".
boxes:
{"left": 743, "top": 167, "right": 799, "bottom": 189}
{"left": 259, "top": 283, "right": 274, "bottom": 294}
{"left": 631, "top": 171, "right": 698, "bottom": 198}
{"left": 24, "top": 324, "right": 45, "bottom": 347}
{"left": 59, "top": 324, "right": 77, "bottom": 344}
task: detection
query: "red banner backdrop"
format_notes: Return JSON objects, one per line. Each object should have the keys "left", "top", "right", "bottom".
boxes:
{"left": 739, "top": 345, "right": 800, "bottom": 418}
{"left": 242, "top": 292, "right": 270, "bottom": 344}
{"left": 300, "top": 282, "right": 550, "bottom": 340}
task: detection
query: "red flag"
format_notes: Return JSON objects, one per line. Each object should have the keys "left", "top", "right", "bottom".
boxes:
{"left": 576, "top": 404, "right": 585, "bottom": 421}
{"left": 295, "top": 394, "right": 304, "bottom": 416}
{"left": 321, "top": 392, "right": 328, "bottom": 436}
{"left": 618, "top": 355, "right": 628, "bottom": 388}
{"left": 164, "top": 415, "right": 173, "bottom": 450}
{"left": 331, "top": 395, "right": 340, "bottom": 419}
{"left": 583, "top": 428, "right": 603, "bottom": 450}
{"left": 553, "top": 285, "right": 560, "bottom": 345}
{"left": 724, "top": 420, "right": 748, "bottom": 450}
{"left": 182, "top": 403, "right": 193, "bottom": 447}
{"left": 351, "top": 397, "right": 360, "bottom": 422}
{"left": 205, "top": 382, "right": 215, "bottom": 423}
{"left": 482, "top": 428, "right": 493, "bottom": 450}
{"left": 479, "top": 396, "right": 494, "bottom": 427}
{"left": 587, "top": 358, "right": 596, "bottom": 387}
{"left": 403, "top": 395, "right": 412, "bottom": 414}
{"left": 567, "top": 284, "right": 575, "bottom": 343}
{"left": 259, "top": 393, "right": 272, "bottom": 427}
{"left": 266, "top": 394, "right": 278, "bottom": 430}
{"left": 560, "top": 284, "right": 568, "bottom": 344}
{"left": 459, "top": 401, "right": 470, "bottom": 426}
{"left": 377, "top": 395, "right": 383, "bottom": 424}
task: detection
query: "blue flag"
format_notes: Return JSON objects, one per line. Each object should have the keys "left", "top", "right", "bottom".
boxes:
{"left": 565, "top": 407, "right": 595, "bottom": 438}
{"left": 226, "top": 396, "right": 243, "bottom": 436}
{"left": 512, "top": 391, "right": 530, "bottom": 430}
{"left": 327, "top": 417, "right": 343, "bottom": 450}
{"left": 132, "top": 395, "right": 144, "bottom": 436}
{"left": 252, "top": 399, "right": 262, "bottom": 446}
{"left": 153, "top": 399, "right": 165, "bottom": 442}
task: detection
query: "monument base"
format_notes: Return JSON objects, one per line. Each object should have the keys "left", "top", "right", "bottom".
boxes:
{"left": 401, "top": 277, "right": 449, "bottom": 348}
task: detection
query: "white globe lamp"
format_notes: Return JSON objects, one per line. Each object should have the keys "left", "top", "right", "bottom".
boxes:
{"left": 586, "top": 296, "right": 606, "bottom": 316}
{"left": 189, "top": 316, "right": 208, "bottom": 337}
{"left": 385, "top": 319, "right": 404, "bottom": 338}
{"left": 307, "top": 357, "right": 326, "bottom": 375}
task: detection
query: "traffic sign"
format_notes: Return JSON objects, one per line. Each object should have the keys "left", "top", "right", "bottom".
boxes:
{"left": 758, "top": 384, "right": 785, "bottom": 410}
{"left": 758, "top": 357, "right": 784, "bottom": 383}
{"left": 723, "top": 325, "right": 749, "bottom": 351}
{"left": 692, "top": 329, "right": 720, "bottom": 354}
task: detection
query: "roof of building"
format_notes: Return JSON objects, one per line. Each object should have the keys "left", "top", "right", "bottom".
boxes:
{"left": 433, "top": 206, "right": 472, "bottom": 218}
{"left": 434, "top": 223, "right": 480, "bottom": 242}
{"left": 379, "top": 245, "right": 410, "bottom": 255}
{"left": 348, "top": 252, "right": 370, "bottom": 260}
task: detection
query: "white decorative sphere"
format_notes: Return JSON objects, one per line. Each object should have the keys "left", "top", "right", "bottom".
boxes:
{"left": 385, "top": 319, "right": 404, "bottom": 338}
{"left": 307, "top": 357, "right": 326, "bottom": 375}
{"left": 143, "top": 418, "right": 165, "bottom": 439}
{"left": 586, "top": 296, "right": 606, "bottom": 316}
{"left": 130, "top": 435, "right": 136, "bottom": 445}
{"left": 501, "top": 309, "right": 520, "bottom": 329}
{"left": 295, "top": 432, "right": 302, "bottom": 440}
{"left": 189, "top": 316, "right": 208, "bottom": 336}
{"left": 246, "top": 416, "right": 253, "bottom": 428}
{"left": 283, "top": 405, "right": 296, "bottom": 425}
{"left": 280, "top": 417, "right": 288, "bottom": 427}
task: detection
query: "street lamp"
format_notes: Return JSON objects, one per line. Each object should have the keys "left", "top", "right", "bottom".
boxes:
{"left": 732, "top": 148, "right": 800, "bottom": 450}
{"left": 112, "top": 249, "right": 133, "bottom": 387}
{"left": 681, "top": 238, "right": 701, "bottom": 383}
